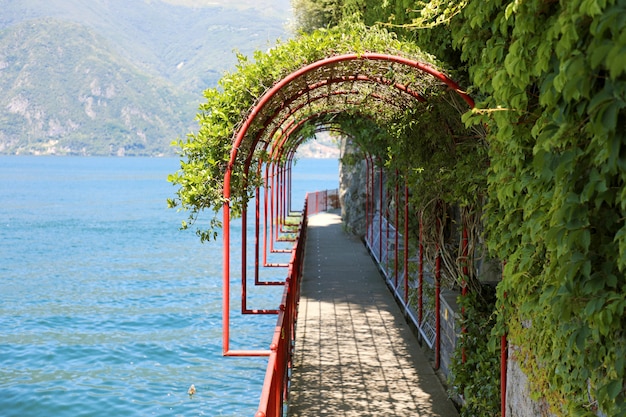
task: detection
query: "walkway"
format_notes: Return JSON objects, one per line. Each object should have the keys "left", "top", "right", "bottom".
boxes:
{"left": 287, "top": 211, "right": 459, "bottom": 417}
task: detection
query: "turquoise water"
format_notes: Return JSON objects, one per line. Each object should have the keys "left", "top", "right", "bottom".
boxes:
{"left": 0, "top": 156, "right": 338, "bottom": 417}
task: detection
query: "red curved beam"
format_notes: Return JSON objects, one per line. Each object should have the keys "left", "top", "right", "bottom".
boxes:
{"left": 268, "top": 93, "right": 403, "bottom": 160}
{"left": 257, "top": 75, "right": 423, "bottom": 163}
{"left": 304, "top": 75, "right": 426, "bottom": 102}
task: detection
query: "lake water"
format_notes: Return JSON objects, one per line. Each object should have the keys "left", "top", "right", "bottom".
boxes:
{"left": 0, "top": 156, "right": 339, "bottom": 417}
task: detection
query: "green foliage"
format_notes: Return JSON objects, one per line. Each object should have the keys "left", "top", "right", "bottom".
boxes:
{"left": 291, "top": 0, "right": 345, "bottom": 32}
{"left": 291, "top": 1, "right": 626, "bottom": 415}
{"left": 451, "top": 0, "right": 626, "bottom": 415}
{"left": 290, "top": 0, "right": 465, "bottom": 73}
{"left": 450, "top": 287, "right": 500, "bottom": 417}
{"left": 387, "top": 95, "right": 487, "bottom": 208}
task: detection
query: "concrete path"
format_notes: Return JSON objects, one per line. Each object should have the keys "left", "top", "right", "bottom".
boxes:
{"left": 287, "top": 212, "right": 459, "bottom": 417}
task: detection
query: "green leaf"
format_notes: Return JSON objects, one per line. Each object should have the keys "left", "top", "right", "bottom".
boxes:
{"left": 606, "top": 379, "right": 624, "bottom": 401}
{"left": 607, "top": 44, "right": 626, "bottom": 78}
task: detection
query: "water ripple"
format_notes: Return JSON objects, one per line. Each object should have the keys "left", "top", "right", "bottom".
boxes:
{"left": 0, "top": 156, "right": 339, "bottom": 416}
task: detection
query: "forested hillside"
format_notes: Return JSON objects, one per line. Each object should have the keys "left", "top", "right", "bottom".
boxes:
{"left": 0, "top": 0, "right": 291, "bottom": 156}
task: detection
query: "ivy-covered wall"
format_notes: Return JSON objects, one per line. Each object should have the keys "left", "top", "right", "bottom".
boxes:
{"left": 453, "top": 1, "right": 626, "bottom": 415}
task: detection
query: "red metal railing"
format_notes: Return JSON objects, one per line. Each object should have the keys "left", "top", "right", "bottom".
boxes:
{"left": 305, "top": 188, "right": 339, "bottom": 216}
{"left": 254, "top": 188, "right": 337, "bottom": 417}
{"left": 363, "top": 164, "right": 508, "bottom": 415}
{"left": 254, "top": 200, "right": 307, "bottom": 417}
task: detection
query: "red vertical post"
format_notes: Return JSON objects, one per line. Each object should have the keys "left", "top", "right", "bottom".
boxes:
{"left": 369, "top": 156, "right": 375, "bottom": 246}
{"left": 378, "top": 166, "right": 383, "bottom": 260}
{"left": 404, "top": 180, "right": 409, "bottom": 304}
{"left": 263, "top": 163, "right": 270, "bottom": 266}
{"left": 241, "top": 202, "right": 248, "bottom": 312}
{"left": 380, "top": 195, "right": 391, "bottom": 266}
{"left": 281, "top": 163, "right": 286, "bottom": 224}
{"left": 288, "top": 156, "right": 293, "bottom": 214}
{"left": 280, "top": 162, "right": 286, "bottom": 227}
{"left": 315, "top": 189, "right": 320, "bottom": 213}
{"left": 286, "top": 160, "right": 290, "bottom": 211}
{"left": 271, "top": 162, "right": 277, "bottom": 248}
{"left": 277, "top": 162, "right": 280, "bottom": 230}
{"left": 286, "top": 159, "right": 291, "bottom": 214}
{"left": 365, "top": 156, "right": 371, "bottom": 246}
{"left": 220, "top": 134, "right": 232, "bottom": 357}
{"left": 255, "top": 185, "right": 261, "bottom": 285}
{"left": 370, "top": 159, "right": 376, "bottom": 245}
{"left": 281, "top": 163, "right": 286, "bottom": 228}
{"left": 501, "top": 333, "right": 508, "bottom": 417}
{"left": 270, "top": 163, "right": 280, "bottom": 252}
{"left": 268, "top": 162, "right": 274, "bottom": 251}
{"left": 461, "top": 225, "right": 469, "bottom": 364}
{"left": 435, "top": 236, "right": 441, "bottom": 370}
{"left": 501, "top": 282, "right": 508, "bottom": 417}
{"left": 418, "top": 215, "right": 424, "bottom": 324}
{"left": 394, "top": 169, "right": 399, "bottom": 287}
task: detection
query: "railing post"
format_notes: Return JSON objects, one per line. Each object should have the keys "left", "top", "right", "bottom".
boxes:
{"left": 394, "top": 169, "right": 399, "bottom": 287}
{"left": 255, "top": 185, "right": 261, "bottom": 284}
{"left": 418, "top": 214, "right": 424, "bottom": 324}
{"left": 271, "top": 162, "right": 277, "bottom": 250}
{"left": 501, "top": 281, "right": 508, "bottom": 417}
{"left": 263, "top": 164, "right": 269, "bottom": 266}
{"left": 434, "top": 217, "right": 441, "bottom": 370}
{"left": 365, "top": 156, "right": 372, "bottom": 247}
{"left": 255, "top": 194, "right": 310, "bottom": 417}
{"left": 461, "top": 225, "right": 468, "bottom": 364}
{"left": 386, "top": 204, "right": 390, "bottom": 273}
{"left": 378, "top": 166, "right": 383, "bottom": 261}
{"left": 501, "top": 333, "right": 508, "bottom": 417}
{"left": 404, "top": 180, "right": 409, "bottom": 304}
{"left": 242, "top": 201, "right": 248, "bottom": 312}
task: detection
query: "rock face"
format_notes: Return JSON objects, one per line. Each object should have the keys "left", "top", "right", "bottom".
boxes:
{"left": 506, "top": 355, "right": 556, "bottom": 417}
{"left": 338, "top": 138, "right": 367, "bottom": 237}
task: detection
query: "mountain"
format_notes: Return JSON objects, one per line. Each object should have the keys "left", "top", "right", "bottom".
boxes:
{"left": 0, "top": 0, "right": 292, "bottom": 156}
{"left": 0, "top": 18, "right": 194, "bottom": 156}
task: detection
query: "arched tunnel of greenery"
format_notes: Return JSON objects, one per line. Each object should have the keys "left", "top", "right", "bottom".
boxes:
{"left": 169, "top": 2, "right": 625, "bottom": 416}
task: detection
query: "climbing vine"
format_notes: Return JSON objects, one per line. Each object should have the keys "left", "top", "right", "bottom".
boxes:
{"left": 450, "top": 0, "right": 626, "bottom": 415}
{"left": 348, "top": 0, "right": 626, "bottom": 413}
{"left": 385, "top": 95, "right": 488, "bottom": 292}
{"left": 451, "top": 287, "right": 500, "bottom": 417}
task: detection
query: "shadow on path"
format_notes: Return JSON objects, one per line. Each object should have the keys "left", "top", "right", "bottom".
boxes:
{"left": 288, "top": 212, "right": 458, "bottom": 417}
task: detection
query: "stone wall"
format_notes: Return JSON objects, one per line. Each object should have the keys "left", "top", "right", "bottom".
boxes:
{"left": 338, "top": 138, "right": 367, "bottom": 236}
{"left": 506, "top": 353, "right": 556, "bottom": 417}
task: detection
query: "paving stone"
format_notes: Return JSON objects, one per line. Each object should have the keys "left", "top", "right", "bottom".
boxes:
{"left": 288, "top": 212, "right": 459, "bottom": 417}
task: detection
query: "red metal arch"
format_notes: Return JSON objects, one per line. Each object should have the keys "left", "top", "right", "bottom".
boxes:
{"left": 242, "top": 71, "right": 429, "bottom": 175}
{"left": 221, "top": 52, "right": 474, "bottom": 356}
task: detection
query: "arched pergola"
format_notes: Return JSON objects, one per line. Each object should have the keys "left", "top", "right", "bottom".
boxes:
{"left": 220, "top": 52, "right": 475, "bottom": 356}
